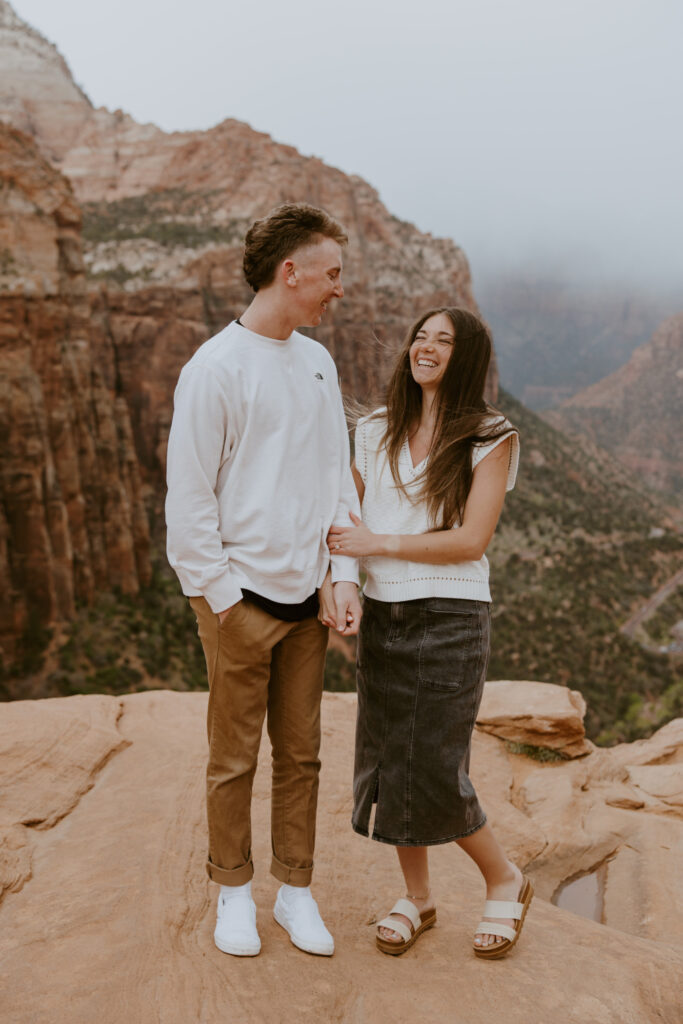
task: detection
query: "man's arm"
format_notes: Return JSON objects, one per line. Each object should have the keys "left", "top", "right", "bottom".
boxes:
{"left": 165, "top": 365, "right": 242, "bottom": 615}
{"left": 327, "top": 374, "right": 362, "bottom": 633}
{"left": 328, "top": 384, "right": 361, "bottom": 583}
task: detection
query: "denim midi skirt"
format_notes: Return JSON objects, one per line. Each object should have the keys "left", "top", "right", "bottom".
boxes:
{"left": 352, "top": 596, "right": 490, "bottom": 846}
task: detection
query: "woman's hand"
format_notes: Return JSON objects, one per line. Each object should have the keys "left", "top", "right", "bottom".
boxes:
{"left": 327, "top": 512, "right": 381, "bottom": 557}
{"left": 317, "top": 569, "right": 336, "bottom": 627}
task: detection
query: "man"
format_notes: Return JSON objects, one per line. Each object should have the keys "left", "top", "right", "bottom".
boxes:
{"left": 165, "top": 203, "right": 361, "bottom": 958}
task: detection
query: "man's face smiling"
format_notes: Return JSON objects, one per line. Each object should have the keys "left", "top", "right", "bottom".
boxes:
{"left": 290, "top": 237, "right": 344, "bottom": 327}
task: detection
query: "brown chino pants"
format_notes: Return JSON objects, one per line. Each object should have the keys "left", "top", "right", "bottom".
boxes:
{"left": 190, "top": 596, "right": 329, "bottom": 887}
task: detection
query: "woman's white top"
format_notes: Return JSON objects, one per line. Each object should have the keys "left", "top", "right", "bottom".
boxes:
{"left": 355, "top": 410, "right": 519, "bottom": 603}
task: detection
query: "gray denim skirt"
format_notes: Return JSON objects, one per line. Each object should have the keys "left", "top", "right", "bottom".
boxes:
{"left": 352, "top": 596, "right": 490, "bottom": 846}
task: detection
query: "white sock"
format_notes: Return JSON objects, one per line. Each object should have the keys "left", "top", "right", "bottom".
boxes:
{"left": 220, "top": 881, "right": 252, "bottom": 899}
{"left": 281, "top": 883, "right": 311, "bottom": 899}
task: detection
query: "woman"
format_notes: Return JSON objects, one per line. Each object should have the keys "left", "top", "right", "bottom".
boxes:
{"left": 323, "top": 306, "right": 531, "bottom": 959}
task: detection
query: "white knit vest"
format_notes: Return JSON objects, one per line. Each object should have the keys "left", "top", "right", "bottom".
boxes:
{"left": 355, "top": 410, "right": 519, "bottom": 603}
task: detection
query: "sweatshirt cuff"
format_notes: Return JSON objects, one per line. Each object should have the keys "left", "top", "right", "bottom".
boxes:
{"left": 201, "top": 574, "right": 244, "bottom": 614}
{"left": 330, "top": 554, "right": 359, "bottom": 586}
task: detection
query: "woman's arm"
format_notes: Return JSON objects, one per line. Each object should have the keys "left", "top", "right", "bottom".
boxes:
{"left": 327, "top": 438, "right": 511, "bottom": 564}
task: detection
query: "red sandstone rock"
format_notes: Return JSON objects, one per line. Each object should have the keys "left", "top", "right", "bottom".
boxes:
{"left": 0, "top": 0, "right": 93, "bottom": 164}
{"left": 0, "top": 689, "right": 681, "bottom": 1023}
{"left": 0, "top": 693, "right": 127, "bottom": 898}
{"left": 475, "top": 679, "right": 593, "bottom": 757}
{"left": 0, "top": 124, "right": 151, "bottom": 657}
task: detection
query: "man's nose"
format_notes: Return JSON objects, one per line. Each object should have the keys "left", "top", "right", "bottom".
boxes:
{"left": 334, "top": 280, "right": 344, "bottom": 298}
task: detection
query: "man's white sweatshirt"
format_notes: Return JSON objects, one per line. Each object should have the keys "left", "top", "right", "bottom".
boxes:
{"left": 165, "top": 321, "right": 359, "bottom": 612}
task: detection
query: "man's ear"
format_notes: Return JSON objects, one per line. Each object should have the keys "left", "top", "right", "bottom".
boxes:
{"left": 281, "top": 258, "right": 297, "bottom": 288}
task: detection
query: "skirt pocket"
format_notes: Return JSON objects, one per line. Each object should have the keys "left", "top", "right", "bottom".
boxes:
{"left": 419, "top": 599, "right": 488, "bottom": 692}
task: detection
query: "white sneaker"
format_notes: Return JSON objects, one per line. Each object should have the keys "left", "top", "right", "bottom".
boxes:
{"left": 214, "top": 883, "right": 261, "bottom": 956}
{"left": 273, "top": 885, "right": 334, "bottom": 956}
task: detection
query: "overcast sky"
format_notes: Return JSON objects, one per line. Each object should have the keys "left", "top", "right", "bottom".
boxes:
{"left": 11, "top": 0, "right": 683, "bottom": 293}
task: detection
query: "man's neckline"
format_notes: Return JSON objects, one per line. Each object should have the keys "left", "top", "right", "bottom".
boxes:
{"left": 234, "top": 318, "right": 294, "bottom": 345}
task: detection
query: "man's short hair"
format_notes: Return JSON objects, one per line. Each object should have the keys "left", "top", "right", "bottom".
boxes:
{"left": 243, "top": 203, "right": 348, "bottom": 292}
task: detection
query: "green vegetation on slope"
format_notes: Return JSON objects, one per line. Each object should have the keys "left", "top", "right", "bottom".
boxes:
{"left": 487, "top": 391, "right": 683, "bottom": 742}
{"left": 642, "top": 585, "right": 683, "bottom": 645}
{"left": 81, "top": 189, "right": 247, "bottom": 251}
{"left": 1, "top": 557, "right": 354, "bottom": 702}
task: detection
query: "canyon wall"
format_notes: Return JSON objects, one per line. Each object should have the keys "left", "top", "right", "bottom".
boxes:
{"left": 0, "top": 124, "right": 150, "bottom": 657}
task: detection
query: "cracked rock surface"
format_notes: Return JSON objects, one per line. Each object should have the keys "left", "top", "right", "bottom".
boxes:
{"left": 0, "top": 694, "right": 128, "bottom": 899}
{"left": 0, "top": 687, "right": 681, "bottom": 1024}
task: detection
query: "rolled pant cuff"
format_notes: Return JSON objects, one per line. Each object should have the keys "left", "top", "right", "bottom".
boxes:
{"left": 206, "top": 856, "right": 254, "bottom": 887}
{"left": 270, "top": 854, "right": 313, "bottom": 887}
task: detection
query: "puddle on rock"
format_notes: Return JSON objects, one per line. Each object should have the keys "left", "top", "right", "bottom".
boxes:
{"left": 551, "top": 860, "right": 609, "bottom": 923}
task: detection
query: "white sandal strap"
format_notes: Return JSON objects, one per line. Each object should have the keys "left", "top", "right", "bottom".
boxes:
{"left": 483, "top": 899, "right": 524, "bottom": 919}
{"left": 388, "top": 898, "right": 421, "bottom": 930}
{"left": 475, "top": 921, "right": 517, "bottom": 942}
{"left": 377, "top": 916, "right": 412, "bottom": 943}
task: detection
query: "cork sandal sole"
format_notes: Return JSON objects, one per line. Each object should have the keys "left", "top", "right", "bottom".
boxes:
{"left": 376, "top": 901, "right": 437, "bottom": 956}
{"left": 473, "top": 877, "right": 533, "bottom": 960}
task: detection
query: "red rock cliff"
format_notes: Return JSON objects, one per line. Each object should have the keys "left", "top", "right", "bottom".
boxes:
{"left": 0, "top": 124, "right": 151, "bottom": 658}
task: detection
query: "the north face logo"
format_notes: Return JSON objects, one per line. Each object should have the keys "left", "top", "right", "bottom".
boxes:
{"left": 314, "top": 372, "right": 324, "bottom": 380}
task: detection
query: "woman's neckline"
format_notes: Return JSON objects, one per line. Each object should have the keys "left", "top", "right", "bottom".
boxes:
{"left": 403, "top": 436, "right": 428, "bottom": 474}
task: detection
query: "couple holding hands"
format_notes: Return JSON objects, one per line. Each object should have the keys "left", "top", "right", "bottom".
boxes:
{"left": 165, "top": 203, "right": 532, "bottom": 963}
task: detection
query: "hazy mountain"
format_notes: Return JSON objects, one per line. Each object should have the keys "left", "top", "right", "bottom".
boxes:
{"left": 547, "top": 313, "right": 683, "bottom": 501}
{"left": 478, "top": 273, "right": 680, "bottom": 409}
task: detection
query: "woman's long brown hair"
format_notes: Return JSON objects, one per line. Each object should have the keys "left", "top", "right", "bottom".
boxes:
{"left": 377, "top": 306, "right": 516, "bottom": 530}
